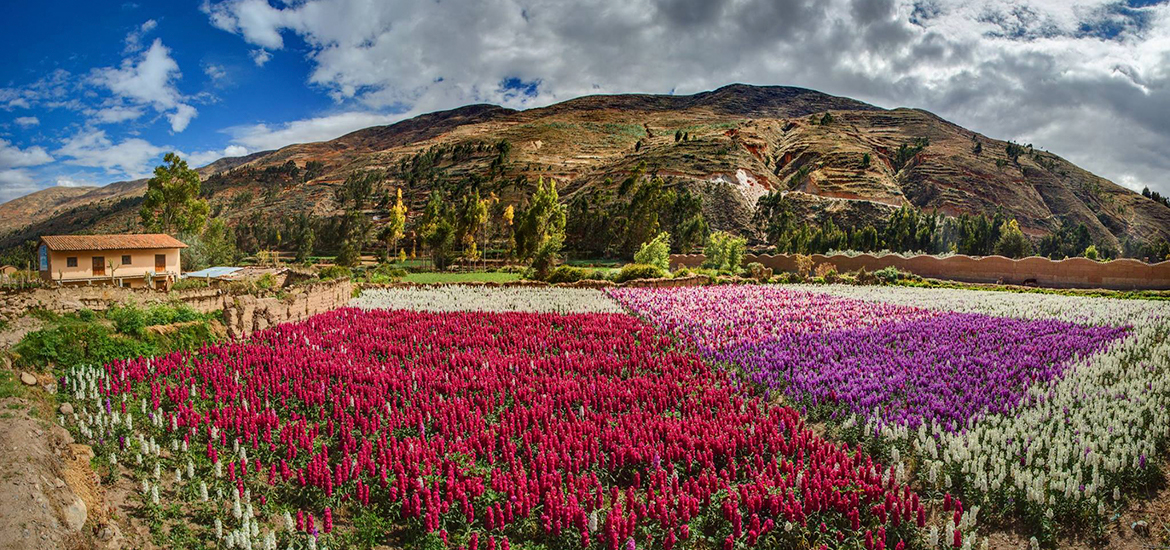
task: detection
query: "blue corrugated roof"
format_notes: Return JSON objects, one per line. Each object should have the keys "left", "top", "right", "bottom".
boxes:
{"left": 183, "top": 266, "right": 243, "bottom": 279}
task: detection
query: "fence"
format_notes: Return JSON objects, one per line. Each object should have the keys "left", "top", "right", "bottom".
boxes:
{"left": 669, "top": 253, "right": 1170, "bottom": 291}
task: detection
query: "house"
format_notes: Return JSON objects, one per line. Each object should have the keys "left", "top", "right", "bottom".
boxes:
{"left": 38, "top": 234, "right": 187, "bottom": 288}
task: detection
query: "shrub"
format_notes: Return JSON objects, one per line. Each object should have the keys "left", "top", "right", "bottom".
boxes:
{"left": 793, "top": 254, "right": 814, "bottom": 277}
{"left": 546, "top": 266, "right": 590, "bottom": 284}
{"left": 633, "top": 232, "right": 672, "bottom": 272}
{"left": 814, "top": 263, "right": 839, "bottom": 282}
{"left": 319, "top": 265, "right": 352, "bottom": 280}
{"left": 77, "top": 309, "right": 96, "bottom": 322}
{"left": 1083, "top": 245, "right": 1099, "bottom": 261}
{"left": 172, "top": 278, "right": 210, "bottom": 291}
{"left": 703, "top": 231, "right": 747, "bottom": 273}
{"left": 744, "top": 262, "right": 772, "bottom": 282}
{"left": 614, "top": 264, "right": 666, "bottom": 283}
{"left": 108, "top": 305, "right": 148, "bottom": 337}
{"left": 874, "top": 266, "right": 902, "bottom": 284}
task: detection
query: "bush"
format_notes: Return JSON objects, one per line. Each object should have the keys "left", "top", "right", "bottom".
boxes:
{"left": 744, "top": 262, "right": 772, "bottom": 282}
{"left": 793, "top": 254, "right": 814, "bottom": 277}
{"left": 614, "top": 264, "right": 666, "bottom": 283}
{"left": 15, "top": 322, "right": 157, "bottom": 369}
{"left": 546, "top": 266, "right": 589, "bottom": 284}
{"left": 319, "top": 265, "right": 352, "bottom": 280}
{"left": 703, "top": 231, "right": 747, "bottom": 273}
{"left": 633, "top": 232, "right": 672, "bottom": 272}
{"left": 77, "top": 309, "right": 96, "bottom": 322}
{"left": 172, "top": 278, "right": 210, "bottom": 291}
{"left": 874, "top": 266, "right": 902, "bottom": 284}
{"left": 813, "top": 263, "right": 839, "bottom": 283}
{"left": 108, "top": 305, "right": 148, "bottom": 337}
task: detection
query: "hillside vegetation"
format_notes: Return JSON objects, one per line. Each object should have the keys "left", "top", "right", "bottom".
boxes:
{"left": 2, "top": 84, "right": 1168, "bottom": 266}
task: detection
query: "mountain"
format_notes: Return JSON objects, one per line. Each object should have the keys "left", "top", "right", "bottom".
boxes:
{"left": 2, "top": 84, "right": 1167, "bottom": 255}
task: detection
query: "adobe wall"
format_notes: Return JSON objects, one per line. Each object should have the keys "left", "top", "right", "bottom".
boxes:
{"left": 669, "top": 253, "right": 1170, "bottom": 291}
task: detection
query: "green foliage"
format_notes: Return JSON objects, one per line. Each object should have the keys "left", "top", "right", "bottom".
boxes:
{"left": 994, "top": 219, "right": 1032, "bottom": 258}
{"left": 171, "top": 278, "right": 210, "bottom": 291}
{"left": 545, "top": 265, "right": 606, "bottom": 284}
{"left": 180, "top": 217, "right": 239, "bottom": 271}
{"left": 1038, "top": 220, "right": 1093, "bottom": 260}
{"left": 633, "top": 232, "right": 671, "bottom": 272}
{"left": 318, "top": 265, "right": 352, "bottom": 280}
{"left": 613, "top": 263, "right": 666, "bottom": 283}
{"left": 108, "top": 304, "right": 148, "bottom": 337}
{"left": 702, "top": 231, "right": 747, "bottom": 272}
{"left": 514, "top": 178, "right": 567, "bottom": 270}
{"left": 1083, "top": 244, "right": 1099, "bottom": 261}
{"left": 891, "top": 137, "right": 929, "bottom": 172}
{"left": 140, "top": 153, "right": 210, "bottom": 235}
{"left": 874, "top": 266, "right": 903, "bottom": 284}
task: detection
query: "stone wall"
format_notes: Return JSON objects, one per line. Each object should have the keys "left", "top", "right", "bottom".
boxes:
{"left": 0, "top": 278, "right": 355, "bottom": 339}
{"left": 219, "top": 279, "right": 353, "bottom": 339}
{"left": 669, "top": 253, "right": 1170, "bottom": 290}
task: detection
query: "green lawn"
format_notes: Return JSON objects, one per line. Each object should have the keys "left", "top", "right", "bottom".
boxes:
{"left": 401, "top": 271, "right": 523, "bottom": 284}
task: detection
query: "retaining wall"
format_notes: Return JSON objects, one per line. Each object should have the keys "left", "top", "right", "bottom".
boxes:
{"left": 669, "top": 253, "right": 1170, "bottom": 290}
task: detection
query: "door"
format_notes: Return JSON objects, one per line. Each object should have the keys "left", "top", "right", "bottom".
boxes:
{"left": 155, "top": 254, "right": 167, "bottom": 272}
{"left": 92, "top": 256, "right": 105, "bottom": 276}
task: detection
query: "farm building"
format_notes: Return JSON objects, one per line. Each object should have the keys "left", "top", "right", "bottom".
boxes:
{"left": 37, "top": 234, "right": 186, "bottom": 288}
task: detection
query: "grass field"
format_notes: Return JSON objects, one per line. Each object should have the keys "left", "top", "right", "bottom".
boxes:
{"left": 400, "top": 271, "right": 522, "bottom": 284}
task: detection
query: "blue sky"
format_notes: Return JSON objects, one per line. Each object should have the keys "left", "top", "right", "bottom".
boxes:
{"left": 2, "top": 0, "right": 1169, "bottom": 203}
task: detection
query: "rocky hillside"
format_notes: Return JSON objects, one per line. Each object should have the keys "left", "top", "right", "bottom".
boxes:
{"left": 2, "top": 84, "right": 1167, "bottom": 252}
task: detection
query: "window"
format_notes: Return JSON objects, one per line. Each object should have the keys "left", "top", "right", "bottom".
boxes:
{"left": 66, "top": 257, "right": 77, "bottom": 268}
{"left": 92, "top": 256, "right": 105, "bottom": 276}
{"left": 155, "top": 254, "right": 167, "bottom": 272}
{"left": 122, "top": 255, "right": 132, "bottom": 265}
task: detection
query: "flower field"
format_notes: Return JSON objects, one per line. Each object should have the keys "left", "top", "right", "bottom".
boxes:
{"left": 61, "top": 288, "right": 924, "bottom": 550}
{"left": 611, "top": 285, "right": 1170, "bottom": 542}
{"left": 58, "top": 284, "right": 1170, "bottom": 548}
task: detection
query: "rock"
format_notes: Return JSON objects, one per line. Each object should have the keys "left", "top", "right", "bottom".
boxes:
{"left": 42, "top": 383, "right": 56, "bottom": 394}
{"left": 20, "top": 371, "right": 37, "bottom": 386}
{"left": 52, "top": 478, "right": 65, "bottom": 489}
{"left": 62, "top": 496, "right": 86, "bottom": 532}
{"left": 1132, "top": 520, "right": 1149, "bottom": 536}
{"left": 97, "top": 526, "right": 113, "bottom": 541}
{"left": 58, "top": 403, "right": 73, "bottom": 415}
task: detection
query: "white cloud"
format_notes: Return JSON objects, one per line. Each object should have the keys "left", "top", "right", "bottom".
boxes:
{"left": 0, "top": 139, "right": 54, "bottom": 169}
{"left": 90, "top": 104, "right": 145, "bottom": 124}
{"left": 204, "top": 63, "right": 228, "bottom": 82}
{"left": 14, "top": 116, "right": 39, "bottom": 128}
{"left": 168, "top": 103, "right": 198, "bottom": 132}
{"left": 55, "top": 129, "right": 164, "bottom": 178}
{"left": 180, "top": 144, "right": 250, "bottom": 167}
{"left": 55, "top": 175, "right": 94, "bottom": 188}
{"left": 225, "top": 111, "right": 403, "bottom": 151}
{"left": 91, "top": 38, "right": 197, "bottom": 132}
{"left": 201, "top": 0, "right": 1170, "bottom": 194}
{"left": 0, "top": 170, "right": 40, "bottom": 202}
{"left": 250, "top": 48, "right": 272, "bottom": 66}
{"left": 124, "top": 19, "right": 158, "bottom": 53}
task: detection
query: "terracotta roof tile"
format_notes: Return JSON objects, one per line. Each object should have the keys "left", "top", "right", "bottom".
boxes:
{"left": 40, "top": 234, "right": 189, "bottom": 251}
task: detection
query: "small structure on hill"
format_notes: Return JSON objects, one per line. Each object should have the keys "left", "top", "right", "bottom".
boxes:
{"left": 38, "top": 234, "right": 186, "bottom": 289}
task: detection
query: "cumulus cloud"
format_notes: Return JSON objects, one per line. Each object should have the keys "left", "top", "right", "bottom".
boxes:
{"left": 250, "top": 48, "right": 272, "bottom": 66}
{"left": 123, "top": 19, "right": 158, "bottom": 53}
{"left": 0, "top": 139, "right": 54, "bottom": 169}
{"left": 91, "top": 38, "right": 197, "bottom": 133}
{"left": 0, "top": 139, "right": 55, "bottom": 202}
{"left": 225, "top": 111, "right": 403, "bottom": 151}
{"left": 180, "top": 144, "right": 251, "bottom": 166}
{"left": 201, "top": 0, "right": 1170, "bottom": 194}
{"left": 54, "top": 129, "right": 164, "bottom": 178}
{"left": 13, "top": 116, "right": 39, "bottom": 128}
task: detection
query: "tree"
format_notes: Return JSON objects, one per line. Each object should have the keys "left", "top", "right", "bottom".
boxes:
{"left": 140, "top": 153, "right": 209, "bottom": 235}
{"left": 634, "top": 232, "right": 671, "bottom": 272}
{"left": 994, "top": 219, "right": 1032, "bottom": 258}
{"left": 382, "top": 188, "right": 407, "bottom": 257}
{"left": 1083, "top": 244, "right": 1099, "bottom": 261}
{"left": 181, "top": 218, "right": 240, "bottom": 270}
{"left": 513, "top": 178, "right": 566, "bottom": 263}
{"left": 703, "top": 231, "right": 746, "bottom": 272}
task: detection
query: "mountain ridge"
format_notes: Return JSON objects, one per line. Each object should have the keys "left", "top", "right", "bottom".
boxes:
{"left": 2, "top": 83, "right": 1167, "bottom": 257}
